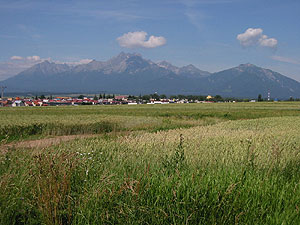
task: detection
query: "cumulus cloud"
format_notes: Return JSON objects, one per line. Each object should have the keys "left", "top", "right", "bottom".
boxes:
{"left": 10, "top": 55, "right": 43, "bottom": 62}
{"left": 11, "top": 56, "right": 24, "bottom": 60}
{"left": 237, "top": 28, "right": 278, "bottom": 48}
{"left": 117, "top": 31, "right": 166, "bottom": 48}
{"left": 27, "top": 55, "right": 41, "bottom": 61}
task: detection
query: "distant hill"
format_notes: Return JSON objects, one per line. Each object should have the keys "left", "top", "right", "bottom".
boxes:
{"left": 1, "top": 52, "right": 300, "bottom": 99}
{"left": 207, "top": 63, "right": 300, "bottom": 98}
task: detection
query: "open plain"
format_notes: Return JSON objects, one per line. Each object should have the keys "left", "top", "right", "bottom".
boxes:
{"left": 1, "top": 102, "right": 300, "bottom": 224}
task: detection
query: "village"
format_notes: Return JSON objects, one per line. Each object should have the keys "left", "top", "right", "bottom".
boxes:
{"left": 0, "top": 94, "right": 235, "bottom": 107}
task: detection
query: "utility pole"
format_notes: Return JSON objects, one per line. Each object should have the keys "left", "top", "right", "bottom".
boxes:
{"left": 1, "top": 86, "right": 7, "bottom": 107}
{"left": 267, "top": 90, "right": 271, "bottom": 101}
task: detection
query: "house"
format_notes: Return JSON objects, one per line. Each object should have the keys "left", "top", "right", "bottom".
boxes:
{"left": 24, "top": 101, "right": 33, "bottom": 106}
{"left": 32, "top": 100, "right": 43, "bottom": 106}
{"left": 12, "top": 100, "right": 24, "bottom": 107}
{"left": 115, "top": 95, "right": 128, "bottom": 101}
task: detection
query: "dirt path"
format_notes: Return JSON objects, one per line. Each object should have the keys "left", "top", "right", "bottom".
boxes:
{"left": 0, "top": 134, "right": 99, "bottom": 154}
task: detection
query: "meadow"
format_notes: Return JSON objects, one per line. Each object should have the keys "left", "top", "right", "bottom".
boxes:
{"left": 0, "top": 102, "right": 299, "bottom": 143}
{"left": 1, "top": 102, "right": 300, "bottom": 224}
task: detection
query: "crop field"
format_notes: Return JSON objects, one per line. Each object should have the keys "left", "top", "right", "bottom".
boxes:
{"left": 1, "top": 102, "right": 300, "bottom": 224}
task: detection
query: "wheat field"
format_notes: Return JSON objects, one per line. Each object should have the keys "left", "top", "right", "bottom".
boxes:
{"left": 1, "top": 102, "right": 300, "bottom": 224}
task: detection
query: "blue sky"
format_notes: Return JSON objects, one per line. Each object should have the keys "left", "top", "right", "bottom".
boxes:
{"left": 0, "top": 0, "right": 299, "bottom": 81}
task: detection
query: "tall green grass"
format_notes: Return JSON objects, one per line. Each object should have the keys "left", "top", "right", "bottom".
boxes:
{"left": 0, "top": 113, "right": 222, "bottom": 143}
{"left": 2, "top": 116, "right": 300, "bottom": 224}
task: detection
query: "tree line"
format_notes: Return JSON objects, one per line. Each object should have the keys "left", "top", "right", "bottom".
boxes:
{"left": 30, "top": 93, "right": 300, "bottom": 102}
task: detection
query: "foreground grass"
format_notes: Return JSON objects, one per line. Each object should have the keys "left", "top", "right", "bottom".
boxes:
{"left": 1, "top": 116, "right": 300, "bottom": 224}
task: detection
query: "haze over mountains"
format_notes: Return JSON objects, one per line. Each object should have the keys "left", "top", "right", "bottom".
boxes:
{"left": 1, "top": 52, "right": 300, "bottom": 99}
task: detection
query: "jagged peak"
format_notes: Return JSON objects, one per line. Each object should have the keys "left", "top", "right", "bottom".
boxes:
{"left": 34, "top": 60, "right": 70, "bottom": 67}
{"left": 157, "top": 60, "right": 179, "bottom": 68}
{"left": 182, "top": 64, "right": 197, "bottom": 69}
{"left": 115, "top": 52, "right": 142, "bottom": 59}
{"left": 32, "top": 60, "right": 53, "bottom": 66}
{"left": 41, "top": 60, "right": 51, "bottom": 64}
{"left": 238, "top": 63, "right": 258, "bottom": 68}
{"left": 233, "top": 63, "right": 261, "bottom": 73}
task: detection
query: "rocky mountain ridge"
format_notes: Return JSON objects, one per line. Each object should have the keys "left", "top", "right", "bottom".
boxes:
{"left": 1, "top": 53, "right": 299, "bottom": 99}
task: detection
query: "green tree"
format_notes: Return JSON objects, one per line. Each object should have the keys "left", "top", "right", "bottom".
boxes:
{"left": 78, "top": 95, "right": 84, "bottom": 99}
{"left": 214, "top": 95, "right": 223, "bottom": 102}
{"left": 160, "top": 94, "right": 167, "bottom": 99}
{"left": 94, "top": 95, "right": 98, "bottom": 100}
{"left": 178, "top": 95, "right": 186, "bottom": 100}
{"left": 128, "top": 95, "right": 135, "bottom": 100}
{"left": 142, "top": 95, "right": 150, "bottom": 101}
{"left": 151, "top": 93, "right": 159, "bottom": 100}
{"left": 197, "top": 96, "right": 205, "bottom": 101}
{"left": 258, "top": 94, "right": 263, "bottom": 102}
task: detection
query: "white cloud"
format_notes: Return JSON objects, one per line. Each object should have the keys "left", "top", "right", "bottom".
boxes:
{"left": 27, "top": 55, "right": 41, "bottom": 61}
{"left": 237, "top": 28, "right": 278, "bottom": 49}
{"left": 259, "top": 35, "right": 278, "bottom": 48}
{"left": 10, "top": 55, "right": 42, "bottom": 61}
{"left": 237, "top": 28, "right": 263, "bottom": 47}
{"left": 11, "top": 56, "right": 23, "bottom": 60}
{"left": 271, "top": 55, "right": 300, "bottom": 65}
{"left": 117, "top": 31, "right": 166, "bottom": 48}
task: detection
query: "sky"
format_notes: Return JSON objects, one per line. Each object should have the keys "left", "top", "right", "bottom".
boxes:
{"left": 0, "top": 0, "right": 300, "bottom": 81}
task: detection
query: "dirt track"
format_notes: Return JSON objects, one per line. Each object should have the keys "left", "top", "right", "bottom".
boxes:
{"left": 0, "top": 134, "right": 98, "bottom": 153}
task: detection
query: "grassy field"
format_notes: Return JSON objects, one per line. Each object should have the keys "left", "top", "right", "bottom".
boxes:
{"left": 0, "top": 102, "right": 299, "bottom": 143}
{"left": 1, "top": 102, "right": 300, "bottom": 224}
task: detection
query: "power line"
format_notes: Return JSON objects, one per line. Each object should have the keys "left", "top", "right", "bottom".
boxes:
{"left": 0, "top": 86, "right": 7, "bottom": 107}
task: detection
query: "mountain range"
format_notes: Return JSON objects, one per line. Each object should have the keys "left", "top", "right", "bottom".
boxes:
{"left": 1, "top": 52, "right": 300, "bottom": 99}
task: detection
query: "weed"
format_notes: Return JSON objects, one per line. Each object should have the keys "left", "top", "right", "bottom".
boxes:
{"left": 163, "top": 134, "right": 186, "bottom": 173}
{"left": 30, "top": 150, "right": 78, "bottom": 225}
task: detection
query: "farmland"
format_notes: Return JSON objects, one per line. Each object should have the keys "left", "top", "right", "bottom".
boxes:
{"left": 1, "top": 102, "right": 300, "bottom": 224}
